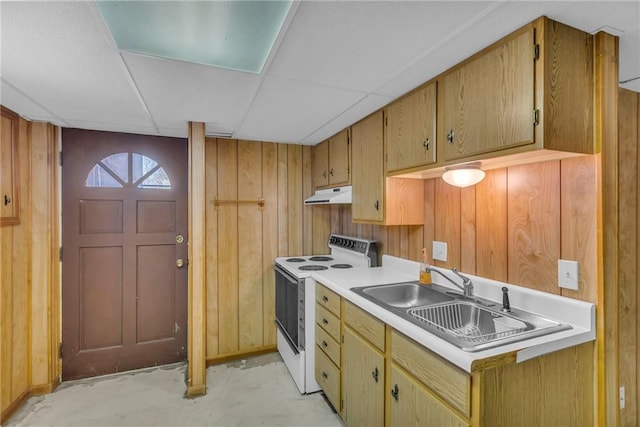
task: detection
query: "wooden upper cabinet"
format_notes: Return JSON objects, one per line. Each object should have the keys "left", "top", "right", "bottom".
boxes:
{"left": 1, "top": 106, "right": 20, "bottom": 226}
{"left": 441, "top": 28, "right": 535, "bottom": 161}
{"left": 312, "top": 139, "right": 329, "bottom": 188}
{"left": 385, "top": 82, "right": 437, "bottom": 173}
{"left": 351, "top": 111, "right": 385, "bottom": 223}
{"left": 352, "top": 111, "right": 424, "bottom": 225}
{"left": 312, "top": 129, "right": 351, "bottom": 189}
{"left": 328, "top": 128, "right": 350, "bottom": 186}
{"left": 439, "top": 17, "right": 594, "bottom": 165}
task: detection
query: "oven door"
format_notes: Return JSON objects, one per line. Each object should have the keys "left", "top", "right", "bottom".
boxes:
{"left": 274, "top": 264, "right": 301, "bottom": 353}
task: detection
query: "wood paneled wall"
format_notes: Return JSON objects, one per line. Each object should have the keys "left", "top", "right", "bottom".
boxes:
{"left": 618, "top": 87, "right": 639, "bottom": 427}
{"left": 204, "top": 139, "right": 315, "bottom": 362}
{"left": 1, "top": 117, "right": 60, "bottom": 423}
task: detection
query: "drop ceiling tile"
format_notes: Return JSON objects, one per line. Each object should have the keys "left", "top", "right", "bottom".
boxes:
{"left": 301, "top": 94, "right": 394, "bottom": 145}
{"left": 0, "top": 80, "right": 66, "bottom": 125}
{"left": 65, "top": 119, "right": 161, "bottom": 138}
{"left": 2, "top": 31, "right": 152, "bottom": 127}
{"left": 267, "top": 1, "right": 494, "bottom": 92}
{"left": 1, "top": 1, "right": 112, "bottom": 46}
{"left": 620, "top": 27, "right": 640, "bottom": 92}
{"left": 122, "top": 52, "right": 262, "bottom": 133}
{"left": 235, "top": 76, "right": 366, "bottom": 143}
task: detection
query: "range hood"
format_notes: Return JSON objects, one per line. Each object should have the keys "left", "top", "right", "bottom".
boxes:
{"left": 304, "top": 185, "right": 352, "bottom": 205}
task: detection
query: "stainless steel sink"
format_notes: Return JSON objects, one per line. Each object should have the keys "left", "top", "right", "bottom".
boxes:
{"left": 357, "top": 282, "right": 455, "bottom": 307}
{"left": 351, "top": 282, "right": 571, "bottom": 352}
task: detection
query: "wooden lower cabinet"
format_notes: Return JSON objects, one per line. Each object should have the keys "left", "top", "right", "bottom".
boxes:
{"left": 389, "top": 365, "right": 469, "bottom": 427}
{"left": 343, "top": 326, "right": 385, "bottom": 427}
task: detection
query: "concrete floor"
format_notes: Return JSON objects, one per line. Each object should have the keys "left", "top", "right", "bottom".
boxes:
{"left": 6, "top": 353, "right": 344, "bottom": 427}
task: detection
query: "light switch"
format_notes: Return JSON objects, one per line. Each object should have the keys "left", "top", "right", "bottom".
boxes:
{"left": 433, "top": 241, "right": 447, "bottom": 262}
{"left": 558, "top": 260, "right": 579, "bottom": 290}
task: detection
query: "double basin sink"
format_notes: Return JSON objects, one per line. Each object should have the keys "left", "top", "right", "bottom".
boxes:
{"left": 351, "top": 282, "right": 571, "bottom": 352}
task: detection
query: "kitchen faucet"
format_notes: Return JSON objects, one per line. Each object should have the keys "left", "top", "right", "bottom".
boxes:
{"left": 426, "top": 267, "right": 474, "bottom": 297}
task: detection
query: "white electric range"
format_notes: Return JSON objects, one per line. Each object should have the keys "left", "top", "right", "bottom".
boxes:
{"left": 274, "top": 234, "right": 378, "bottom": 394}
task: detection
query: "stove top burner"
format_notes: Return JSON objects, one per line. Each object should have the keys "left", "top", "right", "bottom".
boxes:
{"left": 299, "top": 265, "right": 329, "bottom": 271}
{"left": 331, "top": 264, "right": 353, "bottom": 269}
{"left": 309, "top": 256, "right": 333, "bottom": 262}
{"left": 286, "top": 258, "right": 305, "bottom": 263}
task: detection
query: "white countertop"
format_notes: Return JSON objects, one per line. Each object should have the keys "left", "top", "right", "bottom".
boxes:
{"left": 311, "top": 255, "right": 595, "bottom": 373}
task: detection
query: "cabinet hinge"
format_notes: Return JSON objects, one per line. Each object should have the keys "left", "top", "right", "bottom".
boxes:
{"left": 341, "top": 334, "right": 344, "bottom": 344}
{"left": 341, "top": 399, "right": 344, "bottom": 411}
{"left": 59, "top": 343, "right": 63, "bottom": 359}
{"left": 385, "top": 117, "right": 388, "bottom": 126}
{"left": 59, "top": 247, "right": 63, "bottom": 262}
{"left": 58, "top": 152, "right": 63, "bottom": 166}
{"left": 533, "top": 109, "right": 540, "bottom": 126}
{"left": 533, "top": 43, "right": 540, "bottom": 61}
{"left": 385, "top": 153, "right": 388, "bottom": 162}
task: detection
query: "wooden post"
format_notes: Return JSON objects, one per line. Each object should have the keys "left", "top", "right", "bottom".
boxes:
{"left": 187, "top": 122, "right": 207, "bottom": 396}
{"left": 595, "top": 31, "right": 619, "bottom": 426}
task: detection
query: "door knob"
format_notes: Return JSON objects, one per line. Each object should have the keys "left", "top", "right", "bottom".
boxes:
{"left": 176, "top": 259, "right": 186, "bottom": 268}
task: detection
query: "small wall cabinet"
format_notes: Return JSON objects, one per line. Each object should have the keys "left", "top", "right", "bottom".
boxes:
{"left": 1, "top": 106, "right": 20, "bottom": 226}
{"left": 384, "top": 82, "right": 437, "bottom": 173}
{"left": 351, "top": 111, "right": 424, "bottom": 225}
{"left": 312, "top": 128, "right": 350, "bottom": 189}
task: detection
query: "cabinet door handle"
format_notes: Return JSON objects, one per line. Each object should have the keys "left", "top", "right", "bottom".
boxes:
{"left": 330, "top": 168, "right": 334, "bottom": 176}
{"left": 446, "top": 129, "right": 455, "bottom": 144}
{"left": 322, "top": 295, "right": 329, "bottom": 302}
{"left": 423, "top": 138, "right": 430, "bottom": 150}
{"left": 374, "top": 200, "right": 379, "bottom": 211}
{"left": 323, "top": 170, "right": 327, "bottom": 178}
{"left": 391, "top": 384, "right": 399, "bottom": 401}
{"left": 322, "top": 340, "right": 328, "bottom": 347}
{"left": 322, "top": 371, "right": 328, "bottom": 379}
{"left": 372, "top": 367, "right": 379, "bottom": 383}
{"left": 3, "top": 195, "right": 11, "bottom": 206}
{"left": 322, "top": 318, "right": 329, "bottom": 325}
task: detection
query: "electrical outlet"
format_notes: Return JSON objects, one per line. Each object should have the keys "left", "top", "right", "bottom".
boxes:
{"left": 558, "top": 260, "right": 579, "bottom": 290}
{"left": 620, "top": 386, "right": 626, "bottom": 409}
{"left": 432, "top": 241, "right": 447, "bottom": 262}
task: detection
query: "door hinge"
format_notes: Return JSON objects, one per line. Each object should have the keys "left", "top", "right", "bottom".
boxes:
{"left": 58, "top": 152, "right": 63, "bottom": 166}
{"left": 533, "top": 109, "right": 540, "bottom": 126}
{"left": 533, "top": 43, "right": 540, "bottom": 61}
{"left": 385, "top": 116, "right": 388, "bottom": 126}
{"left": 59, "top": 247, "right": 63, "bottom": 262}
{"left": 59, "top": 343, "right": 63, "bottom": 359}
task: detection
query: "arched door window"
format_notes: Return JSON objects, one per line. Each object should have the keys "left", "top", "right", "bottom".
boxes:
{"left": 86, "top": 152, "right": 171, "bottom": 189}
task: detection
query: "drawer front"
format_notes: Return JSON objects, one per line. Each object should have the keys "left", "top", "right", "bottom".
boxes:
{"left": 315, "top": 345, "right": 340, "bottom": 411}
{"left": 316, "top": 323, "right": 340, "bottom": 366}
{"left": 316, "top": 303, "right": 340, "bottom": 341}
{"left": 316, "top": 282, "right": 341, "bottom": 316}
{"left": 391, "top": 330, "right": 471, "bottom": 418}
{"left": 343, "top": 300, "right": 385, "bottom": 351}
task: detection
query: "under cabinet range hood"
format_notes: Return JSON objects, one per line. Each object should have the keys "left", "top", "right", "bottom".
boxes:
{"left": 304, "top": 185, "right": 352, "bottom": 205}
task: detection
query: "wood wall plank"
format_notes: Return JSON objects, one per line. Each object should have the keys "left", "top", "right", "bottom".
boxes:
{"left": 287, "top": 145, "right": 303, "bottom": 255}
{"left": 423, "top": 179, "right": 435, "bottom": 263}
{"left": 217, "top": 139, "right": 239, "bottom": 354}
{"left": 238, "top": 141, "right": 263, "bottom": 350}
{"left": 460, "top": 186, "right": 476, "bottom": 274}
{"left": 560, "top": 156, "right": 598, "bottom": 303}
{"left": 434, "top": 179, "right": 460, "bottom": 269}
{"left": 302, "top": 146, "right": 313, "bottom": 256}
{"left": 476, "top": 169, "right": 508, "bottom": 282}
{"left": 262, "top": 143, "right": 278, "bottom": 346}
{"left": 407, "top": 225, "right": 423, "bottom": 262}
{"left": 312, "top": 206, "right": 331, "bottom": 254}
{"left": 507, "top": 161, "right": 560, "bottom": 293}
{"left": 618, "top": 88, "right": 638, "bottom": 426}
{"left": 1, "top": 226, "right": 13, "bottom": 411}
{"left": 205, "top": 138, "right": 219, "bottom": 357}
{"left": 277, "top": 144, "right": 288, "bottom": 256}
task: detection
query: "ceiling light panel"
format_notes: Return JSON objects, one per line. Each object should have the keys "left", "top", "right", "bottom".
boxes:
{"left": 97, "top": 1, "right": 292, "bottom": 73}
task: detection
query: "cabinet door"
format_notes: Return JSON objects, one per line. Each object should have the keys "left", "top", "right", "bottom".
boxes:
{"left": 313, "top": 139, "right": 329, "bottom": 188}
{"left": 385, "top": 83, "right": 437, "bottom": 172}
{"left": 441, "top": 28, "right": 534, "bottom": 161}
{"left": 1, "top": 106, "right": 20, "bottom": 226}
{"left": 328, "top": 128, "right": 350, "bottom": 186}
{"left": 351, "top": 111, "right": 384, "bottom": 223}
{"left": 343, "top": 327, "right": 385, "bottom": 427}
{"left": 389, "top": 365, "right": 469, "bottom": 427}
